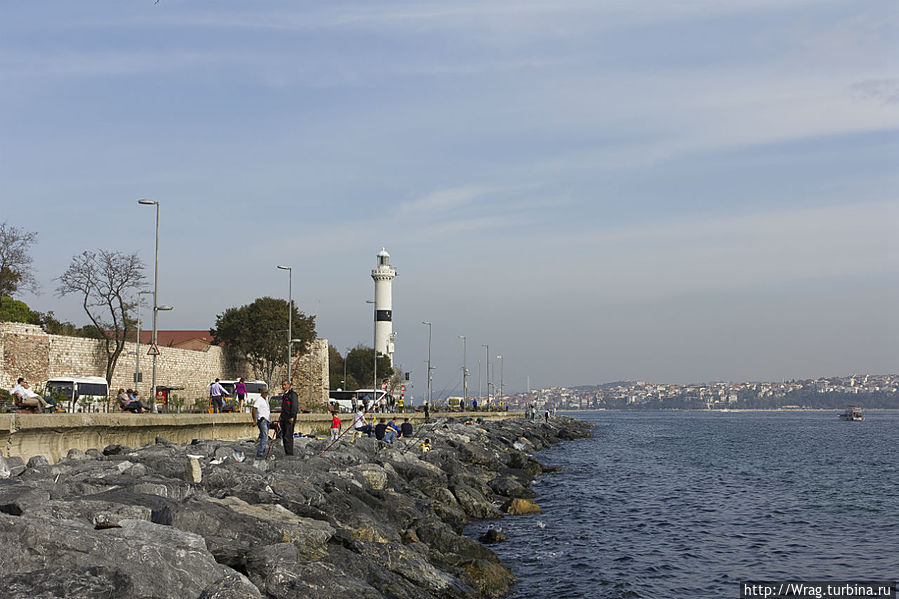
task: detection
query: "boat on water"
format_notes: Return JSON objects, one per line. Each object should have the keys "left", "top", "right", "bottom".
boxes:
{"left": 838, "top": 404, "right": 864, "bottom": 421}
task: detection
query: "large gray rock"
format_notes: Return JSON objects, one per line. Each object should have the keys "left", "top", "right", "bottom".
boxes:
{"left": 450, "top": 483, "right": 504, "bottom": 520}
{"left": 0, "top": 515, "right": 255, "bottom": 599}
{"left": 0, "top": 483, "right": 51, "bottom": 516}
{"left": 0, "top": 455, "right": 26, "bottom": 479}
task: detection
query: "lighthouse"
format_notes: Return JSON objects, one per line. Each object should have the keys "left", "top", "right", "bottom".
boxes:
{"left": 371, "top": 248, "right": 397, "bottom": 364}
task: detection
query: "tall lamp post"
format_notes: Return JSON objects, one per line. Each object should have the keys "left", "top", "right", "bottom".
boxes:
{"left": 496, "top": 355, "right": 504, "bottom": 407}
{"left": 343, "top": 346, "right": 350, "bottom": 390}
{"left": 422, "top": 321, "right": 432, "bottom": 408}
{"left": 137, "top": 199, "right": 166, "bottom": 412}
{"left": 459, "top": 335, "right": 467, "bottom": 406}
{"left": 277, "top": 265, "right": 293, "bottom": 384}
{"left": 135, "top": 290, "right": 153, "bottom": 393}
{"left": 482, "top": 344, "right": 489, "bottom": 407}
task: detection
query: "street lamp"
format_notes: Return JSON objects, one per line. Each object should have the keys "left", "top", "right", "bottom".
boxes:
{"left": 422, "top": 322, "right": 432, "bottom": 408}
{"left": 496, "top": 355, "right": 504, "bottom": 406}
{"left": 459, "top": 335, "right": 467, "bottom": 406}
{"left": 135, "top": 290, "right": 152, "bottom": 391}
{"left": 277, "top": 265, "right": 293, "bottom": 384}
{"left": 137, "top": 199, "right": 164, "bottom": 412}
{"left": 482, "top": 344, "right": 489, "bottom": 406}
{"left": 343, "top": 346, "right": 350, "bottom": 391}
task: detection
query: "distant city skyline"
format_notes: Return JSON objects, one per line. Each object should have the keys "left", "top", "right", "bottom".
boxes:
{"left": 3, "top": 1, "right": 896, "bottom": 396}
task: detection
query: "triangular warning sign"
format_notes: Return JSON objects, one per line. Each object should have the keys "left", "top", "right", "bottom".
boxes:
{"left": 147, "top": 344, "right": 160, "bottom": 356}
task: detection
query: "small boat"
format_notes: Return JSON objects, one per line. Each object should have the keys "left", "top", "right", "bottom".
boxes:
{"left": 838, "top": 404, "right": 864, "bottom": 421}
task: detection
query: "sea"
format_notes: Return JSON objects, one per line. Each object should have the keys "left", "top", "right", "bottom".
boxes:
{"left": 467, "top": 410, "right": 899, "bottom": 599}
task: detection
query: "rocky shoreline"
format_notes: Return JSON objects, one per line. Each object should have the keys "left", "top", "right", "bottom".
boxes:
{"left": 0, "top": 415, "right": 592, "bottom": 598}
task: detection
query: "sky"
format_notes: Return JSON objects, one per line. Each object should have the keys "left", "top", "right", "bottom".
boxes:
{"left": 2, "top": 0, "right": 897, "bottom": 397}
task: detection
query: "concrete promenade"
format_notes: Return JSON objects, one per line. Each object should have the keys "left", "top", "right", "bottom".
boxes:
{"left": 0, "top": 411, "right": 520, "bottom": 463}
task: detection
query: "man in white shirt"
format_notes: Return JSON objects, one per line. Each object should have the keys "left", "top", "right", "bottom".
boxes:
{"left": 353, "top": 407, "right": 373, "bottom": 437}
{"left": 251, "top": 389, "right": 272, "bottom": 457}
{"left": 11, "top": 377, "right": 54, "bottom": 411}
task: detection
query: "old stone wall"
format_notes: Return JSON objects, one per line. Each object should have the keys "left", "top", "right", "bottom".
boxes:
{"left": 0, "top": 323, "right": 329, "bottom": 407}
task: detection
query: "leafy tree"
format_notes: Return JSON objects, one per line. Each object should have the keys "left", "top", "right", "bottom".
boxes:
{"left": 0, "top": 296, "right": 36, "bottom": 323}
{"left": 345, "top": 344, "right": 394, "bottom": 390}
{"left": 210, "top": 296, "right": 316, "bottom": 385}
{"left": 32, "top": 310, "right": 103, "bottom": 338}
{"left": 0, "top": 222, "right": 39, "bottom": 310}
{"left": 56, "top": 250, "right": 146, "bottom": 386}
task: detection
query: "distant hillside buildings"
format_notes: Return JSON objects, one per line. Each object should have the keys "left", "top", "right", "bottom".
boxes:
{"left": 503, "top": 374, "right": 899, "bottom": 411}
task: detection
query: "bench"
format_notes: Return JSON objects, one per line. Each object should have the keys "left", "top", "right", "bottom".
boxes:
{"left": 11, "top": 396, "right": 40, "bottom": 414}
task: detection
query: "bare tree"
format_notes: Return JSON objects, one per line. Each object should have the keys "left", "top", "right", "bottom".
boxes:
{"left": 57, "top": 250, "right": 146, "bottom": 385}
{"left": 0, "top": 222, "right": 39, "bottom": 309}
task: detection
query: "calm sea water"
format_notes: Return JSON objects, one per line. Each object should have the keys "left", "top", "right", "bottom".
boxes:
{"left": 468, "top": 411, "right": 899, "bottom": 598}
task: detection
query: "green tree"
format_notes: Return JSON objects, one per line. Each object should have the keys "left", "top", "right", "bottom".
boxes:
{"left": 345, "top": 344, "right": 394, "bottom": 390}
{"left": 210, "top": 296, "right": 316, "bottom": 385}
{"left": 329, "top": 345, "right": 353, "bottom": 390}
{"left": 0, "top": 296, "right": 36, "bottom": 323}
{"left": 31, "top": 310, "right": 104, "bottom": 338}
{"left": 0, "top": 222, "right": 39, "bottom": 310}
{"left": 56, "top": 250, "right": 147, "bottom": 386}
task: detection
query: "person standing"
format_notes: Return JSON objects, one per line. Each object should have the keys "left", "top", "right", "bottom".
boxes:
{"left": 279, "top": 379, "right": 298, "bottom": 455}
{"left": 423, "top": 400, "right": 430, "bottom": 423}
{"left": 209, "top": 379, "right": 227, "bottom": 414}
{"left": 329, "top": 410, "right": 341, "bottom": 442}
{"left": 235, "top": 378, "right": 247, "bottom": 412}
{"left": 251, "top": 388, "right": 271, "bottom": 457}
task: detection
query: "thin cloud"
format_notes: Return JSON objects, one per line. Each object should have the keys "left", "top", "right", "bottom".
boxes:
{"left": 398, "top": 185, "right": 494, "bottom": 216}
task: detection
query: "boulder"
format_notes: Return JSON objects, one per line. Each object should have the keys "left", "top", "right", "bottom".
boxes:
{"left": 501, "top": 498, "right": 541, "bottom": 515}
{"left": 0, "top": 484, "right": 51, "bottom": 516}
{"left": 451, "top": 483, "right": 503, "bottom": 520}
{"left": 26, "top": 455, "right": 49, "bottom": 469}
{"left": 0, "top": 515, "right": 252, "bottom": 599}
{"left": 184, "top": 456, "right": 203, "bottom": 483}
{"left": 457, "top": 558, "right": 516, "bottom": 598}
{"left": 349, "top": 463, "right": 388, "bottom": 490}
{"left": 0, "top": 455, "right": 25, "bottom": 479}
{"left": 102, "top": 444, "right": 131, "bottom": 456}
{"left": 478, "top": 528, "right": 508, "bottom": 544}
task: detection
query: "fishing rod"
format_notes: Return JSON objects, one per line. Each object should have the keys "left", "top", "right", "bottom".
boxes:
{"left": 318, "top": 403, "right": 374, "bottom": 457}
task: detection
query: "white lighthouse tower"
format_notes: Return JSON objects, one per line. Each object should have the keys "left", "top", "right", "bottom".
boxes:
{"left": 371, "top": 248, "right": 397, "bottom": 364}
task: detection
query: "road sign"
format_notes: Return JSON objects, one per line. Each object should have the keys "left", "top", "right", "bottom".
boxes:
{"left": 147, "top": 344, "right": 160, "bottom": 356}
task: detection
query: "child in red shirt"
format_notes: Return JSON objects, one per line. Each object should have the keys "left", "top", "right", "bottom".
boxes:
{"left": 330, "top": 412, "right": 341, "bottom": 441}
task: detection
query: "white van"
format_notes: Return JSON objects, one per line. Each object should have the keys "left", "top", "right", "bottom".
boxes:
{"left": 219, "top": 379, "right": 268, "bottom": 412}
{"left": 45, "top": 376, "right": 110, "bottom": 413}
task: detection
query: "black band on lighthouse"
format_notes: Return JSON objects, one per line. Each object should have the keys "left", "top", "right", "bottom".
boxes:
{"left": 376, "top": 310, "right": 392, "bottom": 322}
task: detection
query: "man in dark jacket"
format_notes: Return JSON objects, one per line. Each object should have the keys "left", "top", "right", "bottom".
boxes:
{"left": 279, "top": 379, "right": 299, "bottom": 455}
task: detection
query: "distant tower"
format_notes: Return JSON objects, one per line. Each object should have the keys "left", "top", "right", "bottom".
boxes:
{"left": 371, "top": 248, "right": 397, "bottom": 364}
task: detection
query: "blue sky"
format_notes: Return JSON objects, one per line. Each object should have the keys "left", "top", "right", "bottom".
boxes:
{"left": 2, "top": 0, "right": 897, "bottom": 395}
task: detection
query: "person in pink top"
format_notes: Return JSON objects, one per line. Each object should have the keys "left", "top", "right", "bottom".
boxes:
{"left": 235, "top": 378, "right": 247, "bottom": 411}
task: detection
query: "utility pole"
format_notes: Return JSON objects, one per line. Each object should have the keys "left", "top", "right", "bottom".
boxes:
{"left": 459, "top": 335, "right": 467, "bottom": 405}
{"left": 423, "top": 321, "right": 432, "bottom": 407}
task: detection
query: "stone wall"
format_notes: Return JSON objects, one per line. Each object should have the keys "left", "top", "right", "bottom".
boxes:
{"left": 0, "top": 323, "right": 329, "bottom": 408}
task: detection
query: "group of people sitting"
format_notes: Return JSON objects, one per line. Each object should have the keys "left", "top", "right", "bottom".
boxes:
{"left": 9, "top": 377, "right": 58, "bottom": 412}
{"left": 116, "top": 388, "right": 149, "bottom": 413}
{"left": 352, "top": 408, "right": 414, "bottom": 444}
